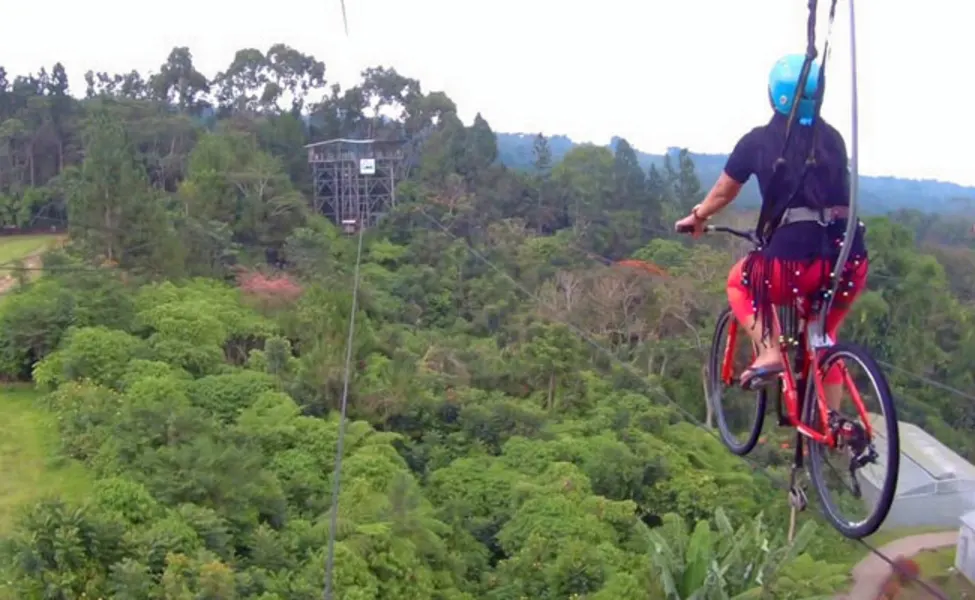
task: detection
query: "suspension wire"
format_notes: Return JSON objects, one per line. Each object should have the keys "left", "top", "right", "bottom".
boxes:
{"left": 322, "top": 223, "right": 367, "bottom": 600}
{"left": 14, "top": 213, "right": 198, "bottom": 271}
{"left": 320, "top": 7, "right": 356, "bottom": 598}
{"left": 566, "top": 232, "right": 967, "bottom": 598}
{"left": 3, "top": 212, "right": 366, "bottom": 596}
{"left": 2, "top": 164, "right": 369, "bottom": 600}
{"left": 878, "top": 360, "right": 975, "bottom": 403}
{"left": 555, "top": 222, "right": 975, "bottom": 412}
{"left": 321, "top": 14, "right": 375, "bottom": 589}
{"left": 9, "top": 205, "right": 956, "bottom": 598}
{"left": 16, "top": 216, "right": 975, "bottom": 409}
{"left": 0, "top": 264, "right": 108, "bottom": 274}
{"left": 820, "top": 0, "right": 860, "bottom": 332}
{"left": 0, "top": 218, "right": 181, "bottom": 276}
{"left": 755, "top": 0, "right": 836, "bottom": 244}
{"left": 780, "top": 0, "right": 824, "bottom": 154}
{"left": 339, "top": 0, "right": 349, "bottom": 35}
{"left": 415, "top": 206, "right": 948, "bottom": 599}
{"left": 564, "top": 236, "right": 975, "bottom": 404}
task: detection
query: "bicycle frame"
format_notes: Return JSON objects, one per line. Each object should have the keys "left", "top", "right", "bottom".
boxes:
{"left": 701, "top": 222, "right": 897, "bottom": 540}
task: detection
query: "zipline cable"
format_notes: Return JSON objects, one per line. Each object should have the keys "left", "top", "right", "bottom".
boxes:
{"left": 878, "top": 360, "right": 975, "bottom": 403}
{"left": 820, "top": 0, "right": 860, "bottom": 332}
{"left": 754, "top": 0, "right": 836, "bottom": 247}
{"left": 324, "top": 8, "right": 358, "bottom": 575}
{"left": 322, "top": 6, "right": 355, "bottom": 598}
{"left": 13, "top": 205, "right": 959, "bottom": 597}
{"left": 416, "top": 206, "right": 948, "bottom": 599}
{"left": 548, "top": 225, "right": 975, "bottom": 409}
{"left": 322, "top": 0, "right": 366, "bottom": 584}
{"left": 322, "top": 221, "right": 367, "bottom": 600}
{"left": 339, "top": 0, "right": 349, "bottom": 35}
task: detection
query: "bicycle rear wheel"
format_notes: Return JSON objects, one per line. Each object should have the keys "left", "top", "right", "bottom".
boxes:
{"left": 707, "top": 307, "right": 767, "bottom": 456}
{"left": 805, "top": 341, "right": 899, "bottom": 539}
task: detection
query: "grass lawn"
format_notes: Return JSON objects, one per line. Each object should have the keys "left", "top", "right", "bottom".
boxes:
{"left": 901, "top": 545, "right": 975, "bottom": 598}
{"left": 0, "top": 384, "right": 92, "bottom": 535}
{"left": 0, "top": 234, "right": 61, "bottom": 266}
{"left": 0, "top": 385, "right": 92, "bottom": 599}
{"left": 867, "top": 525, "right": 954, "bottom": 547}
{"left": 823, "top": 525, "right": 956, "bottom": 573}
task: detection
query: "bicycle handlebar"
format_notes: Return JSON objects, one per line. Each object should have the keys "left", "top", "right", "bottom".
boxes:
{"left": 676, "top": 223, "right": 761, "bottom": 246}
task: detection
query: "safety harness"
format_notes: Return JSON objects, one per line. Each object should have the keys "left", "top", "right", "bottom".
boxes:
{"left": 743, "top": 0, "right": 861, "bottom": 348}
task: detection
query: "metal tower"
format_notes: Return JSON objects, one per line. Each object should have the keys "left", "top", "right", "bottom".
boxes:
{"left": 306, "top": 138, "right": 405, "bottom": 233}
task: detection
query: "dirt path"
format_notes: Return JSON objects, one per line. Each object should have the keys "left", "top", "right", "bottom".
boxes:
{"left": 837, "top": 531, "right": 958, "bottom": 599}
{"left": 0, "top": 253, "right": 44, "bottom": 295}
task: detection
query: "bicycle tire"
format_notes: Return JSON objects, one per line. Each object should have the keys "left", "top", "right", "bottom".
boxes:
{"left": 707, "top": 307, "right": 767, "bottom": 456}
{"left": 805, "top": 341, "right": 900, "bottom": 539}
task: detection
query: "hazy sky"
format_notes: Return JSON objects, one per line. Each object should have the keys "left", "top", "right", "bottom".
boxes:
{"left": 4, "top": 0, "right": 973, "bottom": 185}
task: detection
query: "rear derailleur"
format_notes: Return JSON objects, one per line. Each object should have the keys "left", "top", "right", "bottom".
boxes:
{"left": 828, "top": 411, "right": 879, "bottom": 497}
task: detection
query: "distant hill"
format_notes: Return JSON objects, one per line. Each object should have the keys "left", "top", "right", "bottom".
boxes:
{"left": 496, "top": 133, "right": 975, "bottom": 216}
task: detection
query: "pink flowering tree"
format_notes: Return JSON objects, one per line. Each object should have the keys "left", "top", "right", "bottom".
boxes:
{"left": 236, "top": 269, "right": 303, "bottom": 311}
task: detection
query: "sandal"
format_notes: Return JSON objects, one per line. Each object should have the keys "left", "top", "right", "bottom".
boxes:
{"left": 740, "top": 363, "right": 784, "bottom": 391}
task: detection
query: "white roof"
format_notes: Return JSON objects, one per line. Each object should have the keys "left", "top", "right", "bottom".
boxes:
{"left": 862, "top": 414, "right": 975, "bottom": 494}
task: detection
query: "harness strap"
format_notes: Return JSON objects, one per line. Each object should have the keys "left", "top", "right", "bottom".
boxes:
{"left": 780, "top": 206, "right": 849, "bottom": 225}
{"left": 778, "top": 0, "right": 825, "bottom": 164}
{"left": 758, "top": 0, "right": 841, "bottom": 244}
{"left": 803, "top": 0, "right": 840, "bottom": 167}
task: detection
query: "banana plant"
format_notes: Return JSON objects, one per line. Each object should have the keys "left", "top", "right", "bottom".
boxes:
{"left": 646, "top": 507, "right": 820, "bottom": 599}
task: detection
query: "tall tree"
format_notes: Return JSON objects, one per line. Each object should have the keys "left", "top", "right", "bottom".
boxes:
{"left": 150, "top": 47, "right": 211, "bottom": 114}
{"left": 65, "top": 108, "right": 173, "bottom": 270}
{"left": 463, "top": 112, "right": 499, "bottom": 178}
{"left": 612, "top": 138, "right": 647, "bottom": 211}
{"left": 674, "top": 148, "right": 703, "bottom": 211}
{"left": 532, "top": 132, "right": 552, "bottom": 173}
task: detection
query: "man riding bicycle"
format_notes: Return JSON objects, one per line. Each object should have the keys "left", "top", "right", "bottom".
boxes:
{"left": 674, "top": 53, "right": 868, "bottom": 412}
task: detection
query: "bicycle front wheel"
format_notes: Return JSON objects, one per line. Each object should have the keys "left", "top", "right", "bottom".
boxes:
{"left": 707, "top": 307, "right": 767, "bottom": 456}
{"left": 805, "top": 341, "right": 900, "bottom": 539}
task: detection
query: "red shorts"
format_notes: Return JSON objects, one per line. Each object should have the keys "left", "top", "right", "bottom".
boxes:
{"left": 726, "top": 256, "right": 869, "bottom": 383}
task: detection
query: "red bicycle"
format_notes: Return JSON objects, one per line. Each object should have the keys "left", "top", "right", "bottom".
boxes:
{"left": 698, "top": 224, "right": 899, "bottom": 539}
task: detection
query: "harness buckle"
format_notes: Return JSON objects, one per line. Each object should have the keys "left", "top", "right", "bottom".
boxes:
{"left": 781, "top": 206, "right": 847, "bottom": 227}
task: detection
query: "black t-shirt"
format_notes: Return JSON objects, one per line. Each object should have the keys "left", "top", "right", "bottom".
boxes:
{"left": 722, "top": 114, "right": 865, "bottom": 260}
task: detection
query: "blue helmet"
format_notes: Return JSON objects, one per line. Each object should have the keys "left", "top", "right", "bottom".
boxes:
{"left": 768, "top": 54, "right": 821, "bottom": 126}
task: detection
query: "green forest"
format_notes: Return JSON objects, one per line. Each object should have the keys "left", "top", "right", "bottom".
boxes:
{"left": 0, "top": 44, "right": 973, "bottom": 599}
